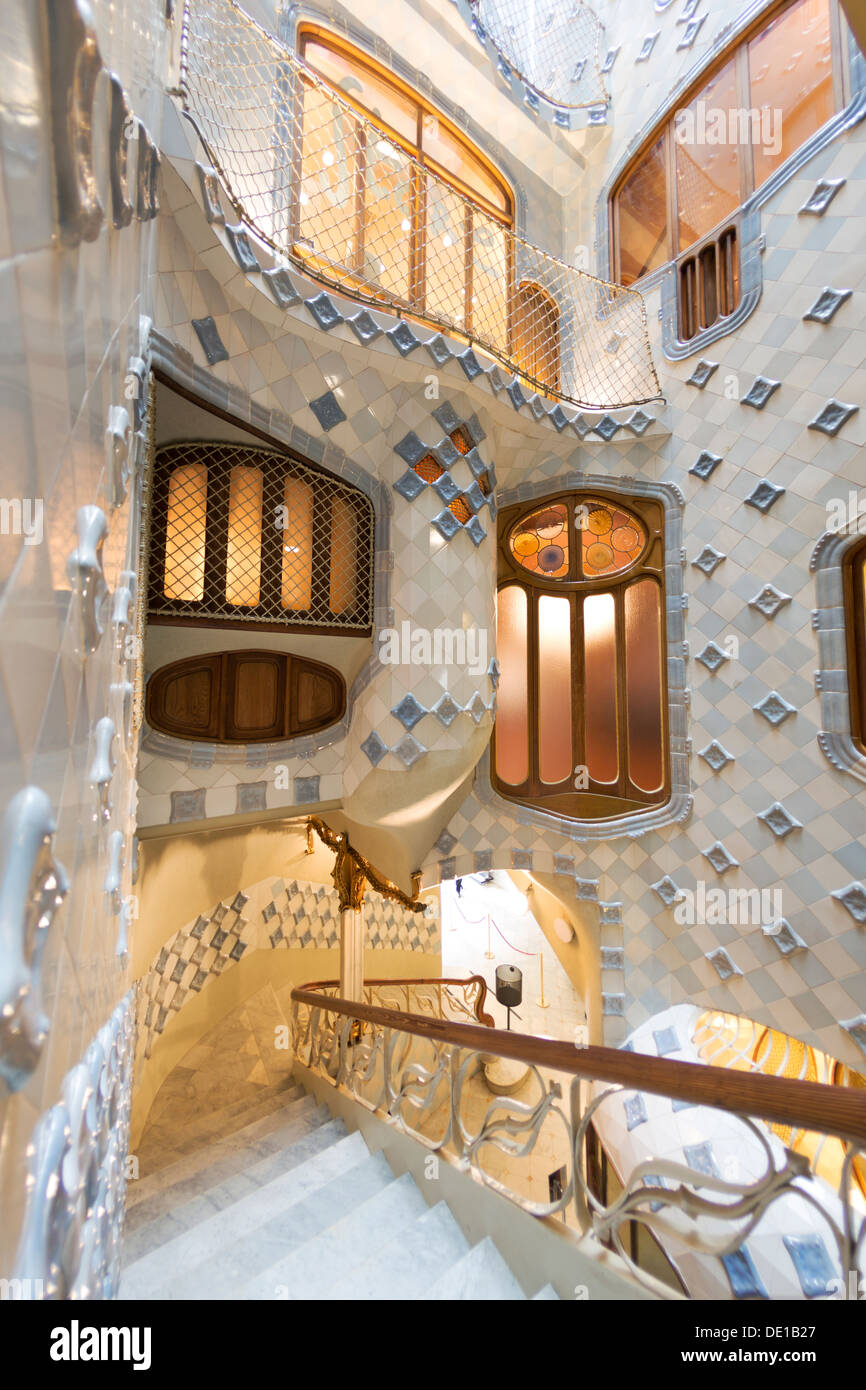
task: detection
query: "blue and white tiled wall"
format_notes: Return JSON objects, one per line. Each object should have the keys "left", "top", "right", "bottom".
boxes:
{"left": 135, "top": 874, "right": 441, "bottom": 1061}
{"left": 146, "top": 0, "right": 866, "bottom": 1071}
{"left": 0, "top": 0, "right": 168, "bottom": 1275}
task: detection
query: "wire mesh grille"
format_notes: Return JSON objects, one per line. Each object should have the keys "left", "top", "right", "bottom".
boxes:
{"left": 148, "top": 441, "right": 373, "bottom": 631}
{"left": 179, "top": 0, "right": 661, "bottom": 411}
{"left": 470, "top": 0, "right": 608, "bottom": 109}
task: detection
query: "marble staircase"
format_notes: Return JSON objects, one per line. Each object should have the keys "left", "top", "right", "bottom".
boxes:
{"left": 121, "top": 989, "right": 558, "bottom": 1301}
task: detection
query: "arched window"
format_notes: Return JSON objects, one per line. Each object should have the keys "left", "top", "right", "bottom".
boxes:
{"left": 493, "top": 492, "right": 668, "bottom": 820}
{"left": 844, "top": 539, "right": 866, "bottom": 754}
{"left": 511, "top": 281, "right": 561, "bottom": 394}
{"left": 148, "top": 442, "right": 373, "bottom": 634}
{"left": 297, "top": 26, "right": 513, "bottom": 328}
{"left": 610, "top": 0, "right": 844, "bottom": 336}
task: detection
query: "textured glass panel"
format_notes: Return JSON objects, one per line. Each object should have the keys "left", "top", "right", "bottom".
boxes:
{"left": 579, "top": 500, "right": 646, "bottom": 578}
{"left": 299, "top": 82, "right": 359, "bottom": 260}
{"left": 675, "top": 58, "right": 740, "bottom": 252}
{"left": 583, "top": 592, "right": 618, "bottom": 784}
{"left": 362, "top": 137, "right": 412, "bottom": 298}
{"left": 496, "top": 585, "right": 528, "bottom": 785}
{"left": 538, "top": 595, "right": 572, "bottom": 784}
{"left": 303, "top": 39, "right": 418, "bottom": 143}
{"left": 615, "top": 133, "right": 668, "bottom": 285}
{"left": 512, "top": 282, "right": 560, "bottom": 393}
{"left": 509, "top": 503, "right": 569, "bottom": 579}
{"left": 226, "top": 466, "right": 264, "bottom": 607}
{"left": 426, "top": 177, "right": 468, "bottom": 325}
{"left": 164, "top": 463, "right": 207, "bottom": 602}
{"left": 281, "top": 475, "right": 313, "bottom": 611}
{"left": 330, "top": 494, "right": 357, "bottom": 615}
{"left": 472, "top": 216, "right": 508, "bottom": 347}
{"left": 422, "top": 113, "right": 510, "bottom": 214}
{"left": 749, "top": 0, "right": 834, "bottom": 189}
{"left": 625, "top": 579, "right": 663, "bottom": 792}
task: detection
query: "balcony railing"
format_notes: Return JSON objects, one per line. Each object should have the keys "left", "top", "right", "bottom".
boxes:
{"left": 462, "top": 0, "right": 608, "bottom": 110}
{"left": 178, "top": 0, "right": 661, "bottom": 411}
{"left": 291, "top": 979, "right": 866, "bottom": 1299}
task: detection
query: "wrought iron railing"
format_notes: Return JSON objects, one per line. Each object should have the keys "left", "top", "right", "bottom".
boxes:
{"left": 303, "top": 976, "right": 495, "bottom": 1029}
{"left": 177, "top": 0, "right": 661, "bottom": 411}
{"left": 291, "top": 981, "right": 866, "bottom": 1299}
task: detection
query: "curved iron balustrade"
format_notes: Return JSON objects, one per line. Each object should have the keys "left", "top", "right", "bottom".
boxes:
{"left": 178, "top": 0, "right": 661, "bottom": 411}
{"left": 291, "top": 979, "right": 866, "bottom": 1299}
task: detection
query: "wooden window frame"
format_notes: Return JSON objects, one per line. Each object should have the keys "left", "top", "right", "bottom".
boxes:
{"left": 146, "top": 649, "right": 347, "bottom": 745}
{"left": 492, "top": 491, "right": 670, "bottom": 822}
{"left": 844, "top": 539, "right": 866, "bottom": 755}
{"left": 298, "top": 24, "right": 513, "bottom": 224}
{"left": 610, "top": 0, "right": 847, "bottom": 291}
{"left": 297, "top": 24, "right": 514, "bottom": 332}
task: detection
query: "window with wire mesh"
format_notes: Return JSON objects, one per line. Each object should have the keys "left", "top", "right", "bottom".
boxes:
{"left": 148, "top": 442, "right": 374, "bottom": 632}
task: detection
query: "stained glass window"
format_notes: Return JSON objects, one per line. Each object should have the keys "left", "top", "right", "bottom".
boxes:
{"left": 494, "top": 492, "right": 666, "bottom": 820}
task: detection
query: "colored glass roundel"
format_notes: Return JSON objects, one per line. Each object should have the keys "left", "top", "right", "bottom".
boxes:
{"left": 508, "top": 499, "right": 646, "bottom": 580}
{"left": 579, "top": 500, "right": 646, "bottom": 577}
{"left": 508, "top": 503, "right": 569, "bottom": 578}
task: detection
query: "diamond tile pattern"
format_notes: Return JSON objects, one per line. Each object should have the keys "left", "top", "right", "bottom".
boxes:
{"left": 141, "top": 67, "right": 866, "bottom": 1078}
{"left": 138, "top": 876, "right": 440, "bottom": 1059}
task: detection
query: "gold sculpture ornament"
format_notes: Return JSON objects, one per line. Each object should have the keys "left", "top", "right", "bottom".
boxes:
{"left": 306, "top": 817, "right": 425, "bottom": 913}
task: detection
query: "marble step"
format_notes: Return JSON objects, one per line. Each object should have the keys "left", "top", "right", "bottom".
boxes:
{"left": 121, "top": 1130, "right": 372, "bottom": 1297}
{"left": 126, "top": 1095, "right": 327, "bottom": 1219}
{"left": 147, "top": 1151, "right": 398, "bottom": 1301}
{"left": 123, "top": 1117, "right": 350, "bottom": 1263}
{"left": 141, "top": 1072, "right": 299, "bottom": 1147}
{"left": 137, "top": 1081, "right": 304, "bottom": 1176}
{"left": 326, "top": 1199, "right": 469, "bottom": 1301}
{"left": 425, "top": 1236, "right": 527, "bottom": 1300}
{"left": 238, "top": 1170, "right": 429, "bottom": 1301}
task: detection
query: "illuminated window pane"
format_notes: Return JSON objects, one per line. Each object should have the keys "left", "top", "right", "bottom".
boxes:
{"left": 473, "top": 217, "right": 508, "bottom": 349}
{"left": 496, "top": 585, "right": 528, "bottom": 786}
{"left": 615, "top": 133, "right": 668, "bottom": 285}
{"left": 425, "top": 178, "right": 468, "bottom": 326}
{"left": 583, "top": 592, "right": 618, "bottom": 784}
{"left": 362, "top": 137, "right": 413, "bottom": 299}
{"left": 330, "top": 494, "right": 357, "bottom": 615}
{"left": 298, "top": 82, "right": 359, "bottom": 263}
{"left": 538, "top": 595, "right": 572, "bottom": 784}
{"left": 509, "top": 503, "right": 569, "bottom": 579}
{"left": 303, "top": 39, "right": 419, "bottom": 143}
{"left": 226, "top": 465, "right": 263, "bottom": 607}
{"left": 422, "top": 114, "right": 510, "bottom": 215}
{"left": 749, "top": 0, "right": 834, "bottom": 188}
{"left": 281, "top": 475, "right": 313, "bottom": 611}
{"left": 675, "top": 58, "right": 741, "bottom": 252}
{"left": 625, "top": 579, "right": 663, "bottom": 793}
{"left": 512, "top": 282, "right": 560, "bottom": 394}
{"left": 164, "top": 462, "right": 207, "bottom": 601}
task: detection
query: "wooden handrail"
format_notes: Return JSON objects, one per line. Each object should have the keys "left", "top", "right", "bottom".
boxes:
{"left": 291, "top": 984, "right": 866, "bottom": 1147}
